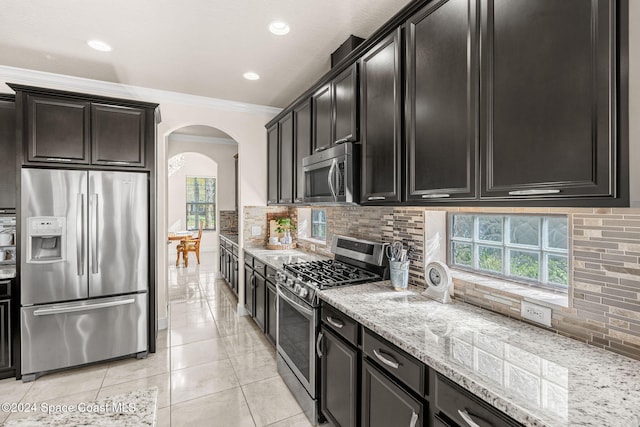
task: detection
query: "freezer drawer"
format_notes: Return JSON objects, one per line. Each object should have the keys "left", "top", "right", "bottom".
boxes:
{"left": 21, "top": 293, "right": 147, "bottom": 376}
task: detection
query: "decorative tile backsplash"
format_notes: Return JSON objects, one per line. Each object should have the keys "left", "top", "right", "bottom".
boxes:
{"left": 219, "top": 210, "right": 238, "bottom": 233}
{"left": 243, "top": 205, "right": 640, "bottom": 360}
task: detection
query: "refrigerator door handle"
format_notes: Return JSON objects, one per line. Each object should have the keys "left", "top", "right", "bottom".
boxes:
{"left": 76, "top": 193, "right": 85, "bottom": 276}
{"left": 91, "top": 193, "right": 99, "bottom": 274}
{"left": 33, "top": 298, "right": 136, "bottom": 316}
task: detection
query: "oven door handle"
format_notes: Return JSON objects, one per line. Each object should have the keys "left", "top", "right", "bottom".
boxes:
{"left": 316, "top": 331, "right": 324, "bottom": 358}
{"left": 277, "top": 288, "right": 314, "bottom": 317}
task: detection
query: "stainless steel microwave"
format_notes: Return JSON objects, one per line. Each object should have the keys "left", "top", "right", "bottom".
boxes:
{"left": 302, "top": 142, "right": 360, "bottom": 204}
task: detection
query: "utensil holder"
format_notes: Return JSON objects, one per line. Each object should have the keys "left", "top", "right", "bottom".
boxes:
{"left": 390, "top": 260, "right": 410, "bottom": 291}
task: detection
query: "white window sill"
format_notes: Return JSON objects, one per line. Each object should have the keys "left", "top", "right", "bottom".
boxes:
{"left": 450, "top": 269, "right": 569, "bottom": 309}
{"left": 299, "top": 236, "right": 327, "bottom": 245}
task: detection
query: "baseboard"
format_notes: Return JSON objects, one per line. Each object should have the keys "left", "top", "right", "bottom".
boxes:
{"left": 157, "top": 317, "right": 168, "bottom": 331}
{"left": 237, "top": 304, "right": 250, "bottom": 316}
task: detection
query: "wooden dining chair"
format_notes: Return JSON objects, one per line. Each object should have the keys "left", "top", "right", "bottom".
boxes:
{"left": 180, "top": 221, "right": 204, "bottom": 267}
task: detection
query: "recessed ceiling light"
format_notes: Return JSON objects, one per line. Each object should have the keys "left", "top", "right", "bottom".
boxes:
{"left": 243, "top": 72, "right": 260, "bottom": 81}
{"left": 269, "top": 21, "right": 290, "bottom": 36}
{"left": 87, "top": 39, "right": 112, "bottom": 52}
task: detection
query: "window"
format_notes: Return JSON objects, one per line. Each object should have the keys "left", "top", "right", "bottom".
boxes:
{"left": 186, "top": 177, "right": 216, "bottom": 230}
{"left": 449, "top": 214, "right": 568, "bottom": 291}
{"left": 311, "top": 209, "right": 326, "bottom": 239}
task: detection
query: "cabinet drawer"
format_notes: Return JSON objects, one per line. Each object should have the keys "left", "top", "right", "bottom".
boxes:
{"left": 253, "top": 259, "right": 266, "bottom": 277}
{"left": 321, "top": 303, "right": 358, "bottom": 346}
{"left": 362, "top": 328, "right": 426, "bottom": 396}
{"left": 244, "top": 253, "right": 254, "bottom": 267}
{"left": 265, "top": 265, "right": 278, "bottom": 283}
{"left": 434, "top": 374, "right": 521, "bottom": 427}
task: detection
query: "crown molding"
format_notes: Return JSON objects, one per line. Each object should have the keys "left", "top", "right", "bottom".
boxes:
{"left": 168, "top": 133, "right": 237, "bottom": 145}
{"left": 0, "top": 65, "right": 282, "bottom": 116}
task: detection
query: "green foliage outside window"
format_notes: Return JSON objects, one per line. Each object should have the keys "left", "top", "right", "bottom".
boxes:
{"left": 186, "top": 177, "right": 216, "bottom": 230}
{"left": 450, "top": 214, "right": 569, "bottom": 291}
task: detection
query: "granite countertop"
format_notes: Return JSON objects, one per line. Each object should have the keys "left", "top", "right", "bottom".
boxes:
{"left": 219, "top": 233, "right": 238, "bottom": 245}
{"left": 318, "top": 282, "right": 640, "bottom": 427}
{"left": 243, "top": 247, "right": 328, "bottom": 270}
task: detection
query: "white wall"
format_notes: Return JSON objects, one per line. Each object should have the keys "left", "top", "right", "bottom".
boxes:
{"left": 168, "top": 139, "right": 238, "bottom": 212}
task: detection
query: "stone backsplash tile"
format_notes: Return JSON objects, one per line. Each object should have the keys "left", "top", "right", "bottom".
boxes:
{"left": 219, "top": 210, "right": 238, "bottom": 232}
{"left": 243, "top": 205, "right": 640, "bottom": 360}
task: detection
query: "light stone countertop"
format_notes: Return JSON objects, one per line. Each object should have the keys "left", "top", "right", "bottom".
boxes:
{"left": 318, "top": 281, "right": 640, "bottom": 427}
{"left": 243, "top": 247, "right": 329, "bottom": 271}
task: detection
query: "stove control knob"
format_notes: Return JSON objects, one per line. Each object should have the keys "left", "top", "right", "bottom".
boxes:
{"left": 299, "top": 287, "right": 308, "bottom": 298}
{"left": 286, "top": 278, "right": 294, "bottom": 287}
{"left": 276, "top": 272, "right": 285, "bottom": 282}
{"left": 293, "top": 283, "right": 301, "bottom": 293}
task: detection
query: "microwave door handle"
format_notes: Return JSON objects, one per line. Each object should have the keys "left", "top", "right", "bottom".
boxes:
{"left": 328, "top": 159, "right": 337, "bottom": 201}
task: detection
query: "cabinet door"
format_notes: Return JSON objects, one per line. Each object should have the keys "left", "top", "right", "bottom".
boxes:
{"left": 253, "top": 273, "right": 266, "bottom": 331}
{"left": 219, "top": 245, "right": 226, "bottom": 278}
{"left": 360, "top": 30, "right": 403, "bottom": 204}
{"left": 279, "top": 113, "right": 294, "bottom": 204}
{"left": 362, "top": 359, "right": 424, "bottom": 427}
{"left": 320, "top": 325, "right": 359, "bottom": 427}
{"left": 0, "top": 299, "right": 10, "bottom": 371}
{"left": 333, "top": 64, "right": 359, "bottom": 144}
{"left": 267, "top": 124, "right": 279, "bottom": 204}
{"left": 293, "top": 99, "right": 312, "bottom": 203}
{"left": 266, "top": 283, "right": 277, "bottom": 345}
{"left": 91, "top": 104, "right": 146, "bottom": 167}
{"left": 312, "top": 83, "right": 332, "bottom": 152}
{"left": 406, "top": 0, "right": 478, "bottom": 202}
{"left": 231, "top": 254, "right": 239, "bottom": 294}
{"left": 26, "top": 95, "right": 90, "bottom": 164}
{"left": 480, "top": 0, "right": 616, "bottom": 200}
{"left": 0, "top": 99, "right": 16, "bottom": 209}
{"left": 244, "top": 265, "right": 255, "bottom": 317}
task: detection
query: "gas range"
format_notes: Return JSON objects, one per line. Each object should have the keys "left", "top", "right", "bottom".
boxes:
{"left": 276, "top": 235, "right": 389, "bottom": 306}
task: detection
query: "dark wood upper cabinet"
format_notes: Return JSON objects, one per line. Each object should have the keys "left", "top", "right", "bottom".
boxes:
{"left": 333, "top": 64, "right": 359, "bottom": 144}
{"left": 91, "top": 104, "right": 145, "bottom": 167}
{"left": 406, "top": 0, "right": 478, "bottom": 202}
{"left": 360, "top": 29, "right": 403, "bottom": 204}
{"left": 267, "top": 124, "right": 279, "bottom": 205}
{"left": 312, "top": 83, "right": 332, "bottom": 152}
{"left": 26, "top": 94, "right": 90, "bottom": 164}
{"left": 293, "top": 99, "right": 312, "bottom": 203}
{"left": 0, "top": 96, "right": 16, "bottom": 209}
{"left": 480, "top": 0, "right": 618, "bottom": 201}
{"left": 278, "top": 113, "right": 294, "bottom": 204}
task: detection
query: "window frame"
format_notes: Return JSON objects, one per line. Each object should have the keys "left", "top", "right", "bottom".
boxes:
{"left": 311, "top": 208, "right": 327, "bottom": 240}
{"left": 185, "top": 176, "right": 216, "bottom": 231}
{"left": 448, "top": 213, "right": 569, "bottom": 292}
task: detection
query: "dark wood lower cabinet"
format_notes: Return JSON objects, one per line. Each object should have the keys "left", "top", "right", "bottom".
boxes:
{"left": 361, "top": 358, "right": 424, "bottom": 427}
{"left": 266, "top": 282, "right": 277, "bottom": 345}
{"left": 244, "top": 264, "right": 255, "bottom": 317}
{"left": 320, "top": 325, "right": 359, "bottom": 427}
{"left": 0, "top": 299, "right": 11, "bottom": 375}
{"left": 230, "top": 253, "right": 238, "bottom": 294}
{"left": 253, "top": 273, "right": 266, "bottom": 331}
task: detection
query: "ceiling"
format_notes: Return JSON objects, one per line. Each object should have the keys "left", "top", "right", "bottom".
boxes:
{"left": 0, "top": 0, "right": 411, "bottom": 109}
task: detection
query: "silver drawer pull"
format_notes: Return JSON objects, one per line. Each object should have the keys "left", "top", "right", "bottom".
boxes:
{"left": 45, "top": 157, "right": 73, "bottom": 162}
{"left": 326, "top": 316, "right": 344, "bottom": 329}
{"left": 34, "top": 298, "right": 135, "bottom": 316}
{"left": 508, "top": 189, "right": 560, "bottom": 196}
{"left": 368, "top": 196, "right": 386, "bottom": 201}
{"left": 458, "top": 409, "right": 481, "bottom": 427}
{"left": 373, "top": 349, "right": 400, "bottom": 369}
{"left": 316, "top": 331, "right": 324, "bottom": 358}
{"left": 421, "top": 193, "right": 450, "bottom": 199}
{"left": 409, "top": 411, "right": 419, "bottom": 427}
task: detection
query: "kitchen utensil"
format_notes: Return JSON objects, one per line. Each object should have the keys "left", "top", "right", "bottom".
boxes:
{"left": 385, "top": 241, "right": 404, "bottom": 261}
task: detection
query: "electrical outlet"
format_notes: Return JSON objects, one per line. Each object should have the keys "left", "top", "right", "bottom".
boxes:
{"left": 311, "top": 244, "right": 316, "bottom": 252}
{"left": 251, "top": 225, "right": 261, "bottom": 236}
{"left": 521, "top": 301, "right": 552, "bottom": 327}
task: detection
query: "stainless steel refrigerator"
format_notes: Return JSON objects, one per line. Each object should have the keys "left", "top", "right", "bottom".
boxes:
{"left": 20, "top": 168, "right": 148, "bottom": 380}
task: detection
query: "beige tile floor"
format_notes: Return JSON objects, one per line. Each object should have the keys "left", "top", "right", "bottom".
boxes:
{"left": 0, "top": 251, "right": 313, "bottom": 426}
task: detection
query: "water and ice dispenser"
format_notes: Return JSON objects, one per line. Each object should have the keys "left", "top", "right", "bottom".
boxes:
{"left": 27, "top": 217, "right": 66, "bottom": 263}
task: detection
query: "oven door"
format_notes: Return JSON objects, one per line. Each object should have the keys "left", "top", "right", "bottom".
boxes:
{"left": 277, "top": 286, "right": 318, "bottom": 397}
